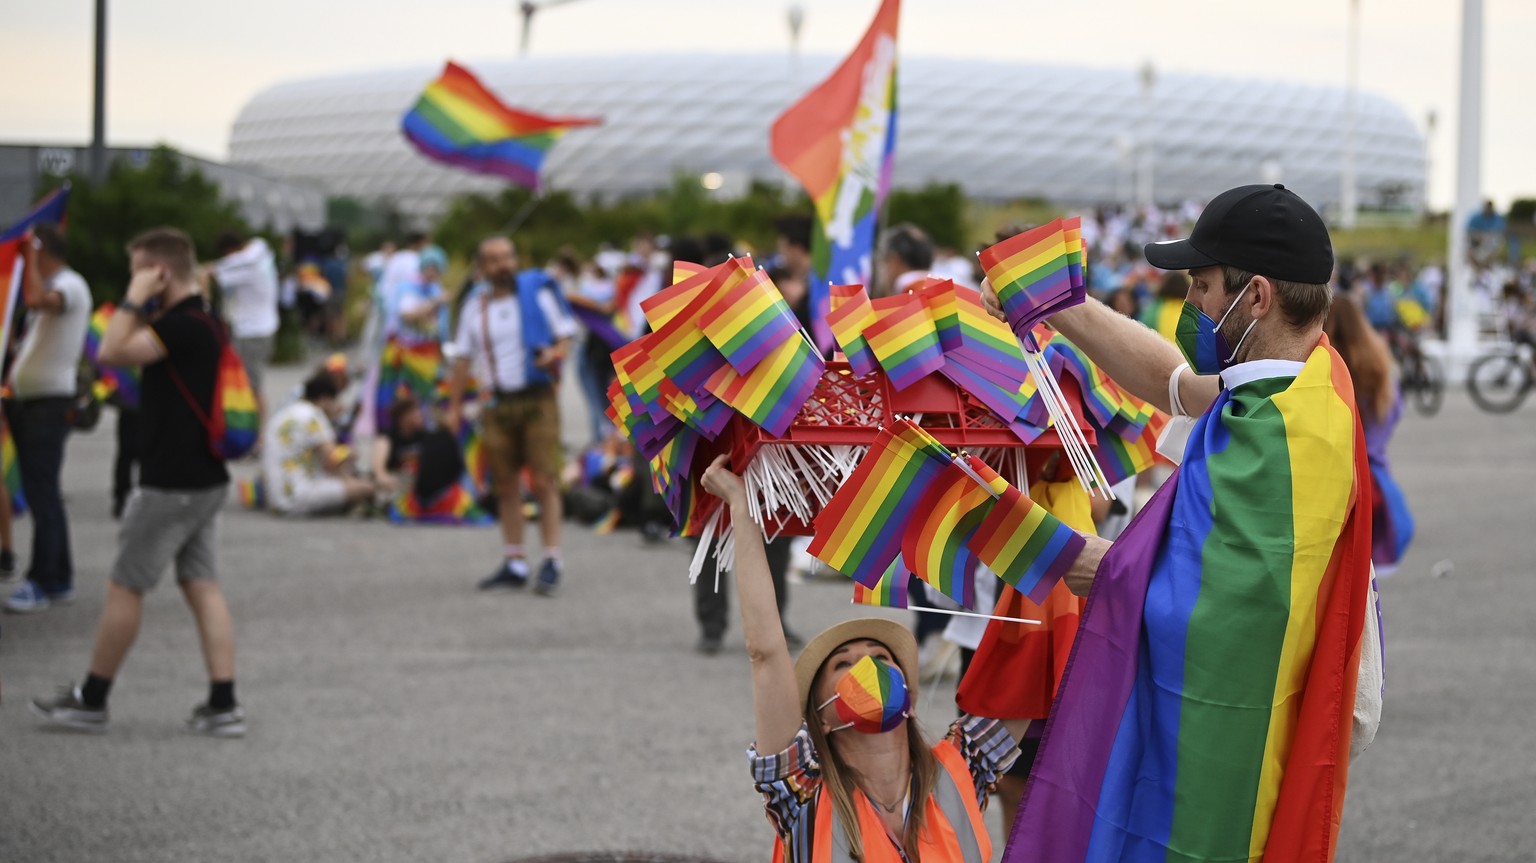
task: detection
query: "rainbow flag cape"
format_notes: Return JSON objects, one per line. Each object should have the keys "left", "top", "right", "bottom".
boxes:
{"left": 1007, "top": 339, "right": 1374, "bottom": 863}
{"left": 807, "top": 419, "right": 950, "bottom": 587}
{"left": 401, "top": 61, "right": 600, "bottom": 189}
{"left": 769, "top": 0, "right": 900, "bottom": 351}
{"left": 1364, "top": 397, "right": 1414, "bottom": 571}
{"left": 853, "top": 560, "right": 911, "bottom": 609}
{"left": 374, "top": 337, "right": 444, "bottom": 434}
{"left": 388, "top": 481, "right": 492, "bottom": 525}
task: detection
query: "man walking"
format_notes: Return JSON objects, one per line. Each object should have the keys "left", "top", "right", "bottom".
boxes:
{"left": 2, "top": 224, "right": 91, "bottom": 613}
{"left": 32, "top": 228, "right": 244, "bottom": 737}
{"left": 446, "top": 236, "right": 576, "bottom": 596}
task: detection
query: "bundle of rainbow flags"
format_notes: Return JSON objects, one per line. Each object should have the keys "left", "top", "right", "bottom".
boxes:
{"left": 807, "top": 418, "right": 1085, "bottom": 612}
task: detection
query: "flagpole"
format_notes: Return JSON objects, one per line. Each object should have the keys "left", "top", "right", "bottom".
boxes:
{"left": 856, "top": 601, "right": 1039, "bottom": 626}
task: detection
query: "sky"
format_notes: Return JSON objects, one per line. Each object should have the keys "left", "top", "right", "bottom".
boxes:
{"left": 3, "top": 0, "right": 1533, "bottom": 211}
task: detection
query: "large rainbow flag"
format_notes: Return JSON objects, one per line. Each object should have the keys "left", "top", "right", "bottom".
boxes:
{"left": 401, "top": 61, "right": 601, "bottom": 189}
{"left": 770, "top": 0, "right": 900, "bottom": 351}
{"left": 1006, "top": 339, "right": 1374, "bottom": 863}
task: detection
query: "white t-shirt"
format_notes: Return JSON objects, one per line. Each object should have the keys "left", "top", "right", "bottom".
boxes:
{"left": 262, "top": 400, "right": 337, "bottom": 512}
{"left": 453, "top": 288, "right": 578, "bottom": 392}
{"left": 213, "top": 238, "right": 280, "bottom": 338}
{"left": 11, "top": 267, "right": 91, "bottom": 399}
{"left": 377, "top": 249, "right": 422, "bottom": 337}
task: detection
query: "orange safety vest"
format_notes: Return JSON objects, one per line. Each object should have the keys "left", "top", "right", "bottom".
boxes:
{"left": 773, "top": 738, "right": 990, "bottom": 863}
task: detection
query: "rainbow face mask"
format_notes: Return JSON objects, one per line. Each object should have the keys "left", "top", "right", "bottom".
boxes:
{"left": 817, "top": 655, "right": 912, "bottom": 734}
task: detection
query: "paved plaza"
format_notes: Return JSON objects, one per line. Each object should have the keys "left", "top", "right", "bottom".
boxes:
{"left": 1, "top": 367, "right": 1533, "bottom": 862}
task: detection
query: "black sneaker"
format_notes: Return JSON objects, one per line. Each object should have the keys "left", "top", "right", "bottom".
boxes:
{"left": 185, "top": 703, "right": 246, "bottom": 738}
{"left": 31, "top": 685, "right": 108, "bottom": 733}
{"left": 477, "top": 560, "right": 529, "bottom": 591}
{"left": 532, "top": 559, "right": 561, "bottom": 597}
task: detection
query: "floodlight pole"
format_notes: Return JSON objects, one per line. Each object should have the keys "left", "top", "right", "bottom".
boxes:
{"left": 1340, "top": 0, "right": 1359, "bottom": 229}
{"left": 1137, "top": 62, "right": 1156, "bottom": 210}
{"left": 90, "top": 0, "right": 108, "bottom": 183}
{"left": 1445, "top": 0, "right": 1483, "bottom": 364}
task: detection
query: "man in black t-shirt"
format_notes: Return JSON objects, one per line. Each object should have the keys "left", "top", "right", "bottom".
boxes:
{"left": 31, "top": 228, "right": 244, "bottom": 738}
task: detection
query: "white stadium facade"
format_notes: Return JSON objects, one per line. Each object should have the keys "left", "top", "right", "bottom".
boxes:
{"left": 229, "top": 55, "right": 1427, "bottom": 224}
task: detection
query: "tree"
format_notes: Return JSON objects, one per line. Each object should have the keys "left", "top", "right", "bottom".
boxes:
{"left": 42, "top": 146, "right": 249, "bottom": 303}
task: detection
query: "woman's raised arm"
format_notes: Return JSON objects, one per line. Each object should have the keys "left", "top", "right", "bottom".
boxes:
{"left": 700, "top": 456, "right": 804, "bottom": 753}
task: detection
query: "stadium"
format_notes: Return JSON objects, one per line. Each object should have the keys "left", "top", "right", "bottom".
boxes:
{"left": 229, "top": 55, "right": 1427, "bottom": 223}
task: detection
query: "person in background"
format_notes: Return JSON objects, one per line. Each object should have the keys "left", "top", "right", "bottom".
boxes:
{"left": 3, "top": 224, "right": 91, "bottom": 614}
{"left": 564, "top": 256, "right": 620, "bottom": 447}
{"left": 1326, "top": 293, "right": 1415, "bottom": 573}
{"left": 1106, "top": 286, "right": 1140, "bottom": 320}
{"left": 263, "top": 374, "right": 374, "bottom": 517}
{"left": 446, "top": 236, "right": 578, "bottom": 596}
{"left": 31, "top": 227, "right": 243, "bottom": 736}
{"left": 371, "top": 396, "right": 428, "bottom": 497}
{"left": 772, "top": 215, "right": 815, "bottom": 331}
{"left": 209, "top": 229, "right": 280, "bottom": 428}
{"left": 872, "top": 223, "right": 934, "bottom": 298}
{"left": 1139, "top": 270, "right": 1190, "bottom": 343}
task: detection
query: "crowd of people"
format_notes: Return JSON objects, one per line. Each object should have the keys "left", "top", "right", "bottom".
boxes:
{"left": 2, "top": 179, "right": 1523, "bottom": 859}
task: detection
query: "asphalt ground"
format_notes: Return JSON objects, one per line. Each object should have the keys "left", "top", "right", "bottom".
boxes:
{"left": 0, "top": 363, "right": 1533, "bottom": 862}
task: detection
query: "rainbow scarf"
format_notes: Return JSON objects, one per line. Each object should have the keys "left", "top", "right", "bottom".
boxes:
{"left": 400, "top": 61, "right": 600, "bottom": 189}
{"left": 1007, "top": 340, "right": 1373, "bottom": 863}
{"left": 769, "top": 0, "right": 900, "bottom": 351}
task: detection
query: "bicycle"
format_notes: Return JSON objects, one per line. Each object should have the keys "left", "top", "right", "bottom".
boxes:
{"left": 1467, "top": 341, "right": 1535, "bottom": 414}
{"left": 1388, "top": 328, "right": 1445, "bottom": 417}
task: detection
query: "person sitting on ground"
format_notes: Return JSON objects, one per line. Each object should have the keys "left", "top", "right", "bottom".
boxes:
{"left": 262, "top": 374, "right": 373, "bottom": 516}
{"left": 372, "top": 396, "right": 428, "bottom": 496}
{"left": 700, "top": 456, "right": 1027, "bottom": 862}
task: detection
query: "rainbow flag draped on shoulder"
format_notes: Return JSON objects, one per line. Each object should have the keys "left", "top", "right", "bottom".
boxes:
{"left": 770, "top": 0, "right": 900, "bottom": 352}
{"left": 401, "top": 60, "right": 601, "bottom": 189}
{"left": 1006, "top": 338, "right": 1374, "bottom": 863}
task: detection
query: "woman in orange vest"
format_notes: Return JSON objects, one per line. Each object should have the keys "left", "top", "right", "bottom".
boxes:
{"left": 702, "top": 456, "right": 1031, "bottom": 863}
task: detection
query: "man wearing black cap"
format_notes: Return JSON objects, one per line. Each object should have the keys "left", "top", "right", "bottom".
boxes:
{"left": 982, "top": 185, "right": 1380, "bottom": 861}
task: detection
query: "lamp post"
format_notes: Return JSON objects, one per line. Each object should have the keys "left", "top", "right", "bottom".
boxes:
{"left": 1445, "top": 0, "right": 1483, "bottom": 366}
{"left": 1137, "top": 61, "right": 1156, "bottom": 210}
{"left": 1340, "top": 0, "right": 1360, "bottom": 228}
{"left": 90, "top": 0, "right": 107, "bottom": 184}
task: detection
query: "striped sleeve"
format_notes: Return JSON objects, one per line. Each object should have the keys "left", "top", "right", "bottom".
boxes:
{"left": 747, "top": 723, "right": 822, "bottom": 846}
{"left": 949, "top": 714, "right": 1021, "bottom": 805}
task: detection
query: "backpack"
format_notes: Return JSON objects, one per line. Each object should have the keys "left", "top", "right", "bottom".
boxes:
{"left": 165, "top": 310, "right": 259, "bottom": 461}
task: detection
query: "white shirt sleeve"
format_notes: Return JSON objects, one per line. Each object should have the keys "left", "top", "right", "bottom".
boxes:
{"left": 538, "top": 290, "right": 580, "bottom": 339}
{"left": 454, "top": 299, "right": 481, "bottom": 362}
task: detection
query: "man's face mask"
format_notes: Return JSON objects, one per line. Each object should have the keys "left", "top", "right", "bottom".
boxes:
{"left": 817, "top": 655, "right": 912, "bottom": 735}
{"left": 1174, "top": 280, "right": 1259, "bottom": 374}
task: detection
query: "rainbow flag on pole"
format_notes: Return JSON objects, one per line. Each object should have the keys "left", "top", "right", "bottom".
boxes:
{"left": 966, "top": 483, "right": 1086, "bottom": 605}
{"left": 401, "top": 61, "right": 600, "bottom": 188}
{"left": 900, "top": 455, "right": 1004, "bottom": 608}
{"left": 853, "top": 560, "right": 911, "bottom": 609}
{"left": 770, "top": 0, "right": 900, "bottom": 351}
{"left": 1006, "top": 340, "right": 1375, "bottom": 863}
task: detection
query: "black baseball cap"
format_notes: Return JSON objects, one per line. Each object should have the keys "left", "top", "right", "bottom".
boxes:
{"left": 1143, "top": 184, "right": 1334, "bottom": 284}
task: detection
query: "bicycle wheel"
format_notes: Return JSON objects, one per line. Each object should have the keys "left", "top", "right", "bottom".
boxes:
{"left": 1467, "top": 353, "right": 1532, "bottom": 414}
{"left": 1410, "top": 354, "right": 1445, "bottom": 416}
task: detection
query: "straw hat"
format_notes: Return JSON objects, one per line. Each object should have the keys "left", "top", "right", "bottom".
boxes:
{"left": 794, "top": 617, "right": 920, "bottom": 711}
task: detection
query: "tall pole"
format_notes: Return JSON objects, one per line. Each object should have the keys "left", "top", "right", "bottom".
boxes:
{"left": 1137, "top": 61, "right": 1156, "bottom": 209}
{"left": 90, "top": 0, "right": 107, "bottom": 183}
{"left": 1446, "top": 0, "right": 1483, "bottom": 361}
{"left": 1340, "top": 0, "right": 1359, "bottom": 228}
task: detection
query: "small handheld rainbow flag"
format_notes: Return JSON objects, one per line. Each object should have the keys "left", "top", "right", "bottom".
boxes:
{"left": 698, "top": 268, "right": 802, "bottom": 375}
{"left": 807, "top": 419, "right": 951, "bottom": 588}
{"left": 863, "top": 293, "right": 946, "bottom": 391}
{"left": 852, "top": 560, "right": 911, "bottom": 609}
{"left": 703, "top": 332, "right": 824, "bottom": 439}
{"left": 900, "top": 458, "right": 998, "bottom": 608}
{"left": 401, "top": 61, "right": 600, "bottom": 189}
{"left": 827, "top": 284, "right": 881, "bottom": 377}
{"left": 966, "top": 483, "right": 1086, "bottom": 604}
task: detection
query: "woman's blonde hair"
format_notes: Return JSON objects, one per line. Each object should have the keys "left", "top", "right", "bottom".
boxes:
{"left": 805, "top": 659, "right": 940, "bottom": 860}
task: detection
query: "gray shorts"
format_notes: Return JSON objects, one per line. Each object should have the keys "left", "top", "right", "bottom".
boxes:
{"left": 232, "top": 335, "right": 273, "bottom": 399}
{"left": 111, "top": 485, "right": 228, "bottom": 593}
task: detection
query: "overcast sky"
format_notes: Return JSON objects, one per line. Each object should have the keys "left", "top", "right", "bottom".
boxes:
{"left": 3, "top": 0, "right": 1532, "bottom": 210}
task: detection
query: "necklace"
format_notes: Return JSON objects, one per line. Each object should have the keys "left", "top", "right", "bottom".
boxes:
{"left": 864, "top": 772, "right": 912, "bottom": 813}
